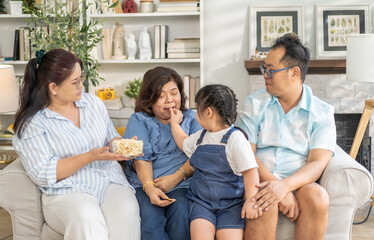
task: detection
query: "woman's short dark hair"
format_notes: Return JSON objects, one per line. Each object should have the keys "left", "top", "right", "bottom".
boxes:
{"left": 271, "top": 33, "right": 310, "bottom": 82}
{"left": 135, "top": 66, "right": 187, "bottom": 116}
{"left": 14, "top": 49, "right": 82, "bottom": 138}
{"left": 195, "top": 84, "right": 238, "bottom": 126}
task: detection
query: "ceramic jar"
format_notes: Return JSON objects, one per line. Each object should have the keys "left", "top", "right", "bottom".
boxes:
{"left": 140, "top": 1, "right": 153, "bottom": 13}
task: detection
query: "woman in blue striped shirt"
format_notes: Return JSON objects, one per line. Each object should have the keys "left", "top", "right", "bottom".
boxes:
{"left": 13, "top": 49, "right": 140, "bottom": 240}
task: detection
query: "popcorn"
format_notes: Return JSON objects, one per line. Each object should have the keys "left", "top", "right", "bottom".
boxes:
{"left": 113, "top": 139, "right": 143, "bottom": 156}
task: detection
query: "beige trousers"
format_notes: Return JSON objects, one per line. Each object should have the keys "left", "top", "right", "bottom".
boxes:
{"left": 42, "top": 184, "right": 140, "bottom": 240}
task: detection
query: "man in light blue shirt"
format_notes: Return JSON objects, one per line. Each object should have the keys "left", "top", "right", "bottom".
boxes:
{"left": 237, "top": 33, "right": 336, "bottom": 240}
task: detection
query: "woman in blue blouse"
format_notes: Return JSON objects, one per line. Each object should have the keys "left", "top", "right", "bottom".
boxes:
{"left": 123, "top": 66, "right": 201, "bottom": 240}
{"left": 13, "top": 49, "right": 140, "bottom": 240}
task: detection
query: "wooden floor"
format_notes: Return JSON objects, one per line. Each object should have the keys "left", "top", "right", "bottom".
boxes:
{"left": 0, "top": 208, "right": 373, "bottom": 239}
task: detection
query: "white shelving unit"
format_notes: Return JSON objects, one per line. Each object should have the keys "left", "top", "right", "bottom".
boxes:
{"left": 87, "top": 2, "right": 204, "bottom": 119}
{"left": 0, "top": 2, "right": 204, "bottom": 127}
{"left": 0, "top": 14, "right": 31, "bottom": 75}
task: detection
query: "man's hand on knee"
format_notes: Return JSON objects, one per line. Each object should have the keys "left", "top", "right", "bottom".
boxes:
{"left": 253, "top": 180, "right": 289, "bottom": 212}
{"left": 278, "top": 192, "right": 299, "bottom": 221}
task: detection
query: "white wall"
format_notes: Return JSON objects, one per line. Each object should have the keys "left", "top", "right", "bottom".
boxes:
{"left": 202, "top": 0, "right": 374, "bottom": 215}
{"left": 202, "top": 0, "right": 374, "bottom": 107}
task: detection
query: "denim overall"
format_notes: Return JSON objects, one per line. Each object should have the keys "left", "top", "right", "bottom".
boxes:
{"left": 187, "top": 127, "right": 245, "bottom": 229}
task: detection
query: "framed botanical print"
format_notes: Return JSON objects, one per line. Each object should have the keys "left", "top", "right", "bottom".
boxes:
{"left": 249, "top": 6, "right": 305, "bottom": 57}
{"left": 315, "top": 4, "right": 371, "bottom": 59}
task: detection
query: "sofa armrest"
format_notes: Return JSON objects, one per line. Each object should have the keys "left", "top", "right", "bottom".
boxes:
{"left": 0, "top": 158, "right": 44, "bottom": 240}
{"left": 319, "top": 145, "right": 373, "bottom": 240}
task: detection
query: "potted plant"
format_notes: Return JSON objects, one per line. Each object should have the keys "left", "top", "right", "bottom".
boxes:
{"left": 0, "top": 0, "right": 7, "bottom": 14}
{"left": 9, "top": 0, "right": 23, "bottom": 15}
{"left": 123, "top": 77, "right": 142, "bottom": 108}
{"left": 23, "top": 0, "right": 118, "bottom": 90}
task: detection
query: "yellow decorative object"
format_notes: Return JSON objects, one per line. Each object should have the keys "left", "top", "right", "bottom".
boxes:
{"left": 116, "top": 127, "right": 126, "bottom": 136}
{"left": 98, "top": 87, "right": 115, "bottom": 100}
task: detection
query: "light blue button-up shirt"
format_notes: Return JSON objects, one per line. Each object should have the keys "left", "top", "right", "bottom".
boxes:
{"left": 13, "top": 93, "right": 132, "bottom": 204}
{"left": 236, "top": 85, "right": 336, "bottom": 180}
{"left": 123, "top": 110, "right": 201, "bottom": 190}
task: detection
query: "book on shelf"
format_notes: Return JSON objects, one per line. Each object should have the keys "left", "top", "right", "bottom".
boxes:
{"left": 183, "top": 75, "right": 190, "bottom": 107}
{"left": 154, "top": 25, "right": 161, "bottom": 59}
{"left": 156, "top": 6, "right": 199, "bottom": 12}
{"left": 29, "top": 27, "right": 36, "bottom": 60}
{"left": 168, "top": 52, "right": 200, "bottom": 59}
{"left": 167, "top": 41, "right": 200, "bottom": 49}
{"left": 13, "top": 29, "right": 20, "bottom": 61}
{"left": 174, "top": 37, "right": 200, "bottom": 42}
{"left": 160, "top": 25, "right": 169, "bottom": 59}
{"left": 183, "top": 75, "right": 200, "bottom": 109}
{"left": 157, "top": 1, "right": 199, "bottom": 12}
{"left": 23, "top": 28, "right": 31, "bottom": 61}
{"left": 189, "top": 76, "right": 196, "bottom": 108}
{"left": 167, "top": 47, "right": 200, "bottom": 53}
{"left": 19, "top": 27, "right": 25, "bottom": 61}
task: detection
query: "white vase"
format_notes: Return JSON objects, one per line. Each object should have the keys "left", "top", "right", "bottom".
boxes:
{"left": 121, "top": 95, "right": 136, "bottom": 109}
{"left": 9, "top": 1, "right": 23, "bottom": 15}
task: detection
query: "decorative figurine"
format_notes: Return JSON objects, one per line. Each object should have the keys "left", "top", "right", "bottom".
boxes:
{"left": 138, "top": 26, "right": 152, "bottom": 60}
{"left": 112, "top": 22, "right": 126, "bottom": 60}
{"left": 123, "top": 0, "right": 137, "bottom": 13}
{"left": 127, "top": 33, "right": 138, "bottom": 60}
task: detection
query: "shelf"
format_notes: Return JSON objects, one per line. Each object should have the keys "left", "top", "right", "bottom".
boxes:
{"left": 245, "top": 59, "right": 346, "bottom": 75}
{"left": 89, "top": 12, "right": 200, "bottom": 18}
{"left": 0, "top": 61, "right": 28, "bottom": 65}
{"left": 98, "top": 59, "right": 200, "bottom": 64}
{"left": 0, "top": 14, "right": 31, "bottom": 18}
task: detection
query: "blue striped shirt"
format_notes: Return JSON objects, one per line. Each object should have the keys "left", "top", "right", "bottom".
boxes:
{"left": 13, "top": 93, "right": 132, "bottom": 204}
{"left": 237, "top": 85, "right": 336, "bottom": 179}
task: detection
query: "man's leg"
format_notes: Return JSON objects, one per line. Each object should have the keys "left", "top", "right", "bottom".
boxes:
{"left": 244, "top": 205, "right": 278, "bottom": 240}
{"left": 295, "top": 183, "right": 329, "bottom": 240}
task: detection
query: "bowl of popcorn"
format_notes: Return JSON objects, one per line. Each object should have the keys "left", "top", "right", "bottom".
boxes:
{"left": 113, "top": 138, "right": 143, "bottom": 157}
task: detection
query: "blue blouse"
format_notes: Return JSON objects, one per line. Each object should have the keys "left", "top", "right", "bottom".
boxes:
{"left": 123, "top": 109, "right": 201, "bottom": 190}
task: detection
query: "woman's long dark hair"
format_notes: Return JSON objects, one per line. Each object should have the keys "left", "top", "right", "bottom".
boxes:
{"left": 14, "top": 49, "right": 82, "bottom": 138}
{"left": 135, "top": 66, "right": 187, "bottom": 116}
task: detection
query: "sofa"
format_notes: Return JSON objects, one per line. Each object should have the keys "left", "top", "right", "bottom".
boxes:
{"left": 0, "top": 146, "right": 372, "bottom": 240}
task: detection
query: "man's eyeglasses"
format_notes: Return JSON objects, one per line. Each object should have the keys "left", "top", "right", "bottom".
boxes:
{"left": 259, "top": 65, "right": 294, "bottom": 79}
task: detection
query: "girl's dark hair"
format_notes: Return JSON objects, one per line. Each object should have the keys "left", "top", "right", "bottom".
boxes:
{"left": 195, "top": 84, "right": 238, "bottom": 126}
{"left": 271, "top": 33, "right": 310, "bottom": 82}
{"left": 14, "top": 49, "right": 82, "bottom": 138}
{"left": 135, "top": 66, "right": 187, "bottom": 116}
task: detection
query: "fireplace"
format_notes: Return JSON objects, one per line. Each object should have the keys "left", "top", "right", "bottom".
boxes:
{"left": 335, "top": 114, "right": 371, "bottom": 171}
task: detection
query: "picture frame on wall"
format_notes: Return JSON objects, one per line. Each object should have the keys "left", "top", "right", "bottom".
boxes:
{"left": 315, "top": 4, "right": 371, "bottom": 59}
{"left": 249, "top": 6, "right": 305, "bottom": 58}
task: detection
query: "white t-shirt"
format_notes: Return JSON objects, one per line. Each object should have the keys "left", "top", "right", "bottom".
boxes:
{"left": 183, "top": 128, "right": 258, "bottom": 176}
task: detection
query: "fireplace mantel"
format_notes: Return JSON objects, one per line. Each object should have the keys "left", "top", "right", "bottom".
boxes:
{"left": 245, "top": 59, "right": 346, "bottom": 75}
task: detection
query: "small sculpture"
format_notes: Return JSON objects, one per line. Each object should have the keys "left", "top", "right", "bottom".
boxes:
{"left": 138, "top": 26, "right": 152, "bottom": 60}
{"left": 112, "top": 22, "right": 126, "bottom": 60}
{"left": 123, "top": 0, "right": 137, "bottom": 13}
{"left": 127, "top": 33, "right": 138, "bottom": 60}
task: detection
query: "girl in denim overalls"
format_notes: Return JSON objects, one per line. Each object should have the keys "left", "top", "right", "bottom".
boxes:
{"left": 170, "top": 84, "right": 260, "bottom": 240}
